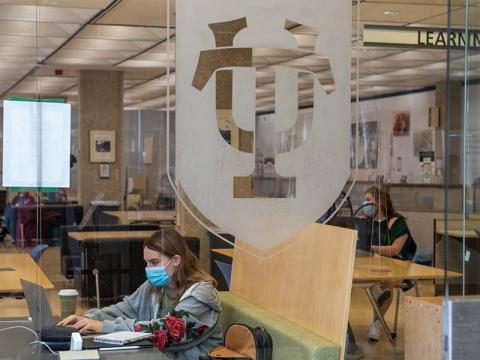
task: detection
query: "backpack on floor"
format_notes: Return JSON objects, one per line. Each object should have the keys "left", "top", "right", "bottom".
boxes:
{"left": 201, "top": 323, "right": 272, "bottom": 360}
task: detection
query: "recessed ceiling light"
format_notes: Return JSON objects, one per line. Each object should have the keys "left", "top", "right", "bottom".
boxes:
{"left": 384, "top": 10, "right": 399, "bottom": 16}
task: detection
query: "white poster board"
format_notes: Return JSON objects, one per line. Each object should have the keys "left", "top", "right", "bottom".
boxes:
{"left": 3, "top": 100, "right": 71, "bottom": 188}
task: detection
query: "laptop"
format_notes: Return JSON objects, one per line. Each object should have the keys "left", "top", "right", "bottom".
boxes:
{"left": 21, "top": 279, "right": 76, "bottom": 350}
{"left": 21, "top": 279, "right": 153, "bottom": 351}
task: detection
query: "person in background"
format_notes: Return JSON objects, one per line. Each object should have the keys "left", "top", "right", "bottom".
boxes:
{"left": 1, "top": 193, "right": 21, "bottom": 242}
{"left": 46, "top": 189, "right": 68, "bottom": 203}
{"left": 362, "top": 186, "right": 417, "bottom": 342}
{"left": 58, "top": 229, "right": 222, "bottom": 359}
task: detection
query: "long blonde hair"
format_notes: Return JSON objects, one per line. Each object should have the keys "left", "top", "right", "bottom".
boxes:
{"left": 144, "top": 228, "right": 216, "bottom": 303}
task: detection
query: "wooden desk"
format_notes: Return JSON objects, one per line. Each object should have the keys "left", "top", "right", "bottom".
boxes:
{"left": 468, "top": 213, "right": 480, "bottom": 220}
{"left": 68, "top": 230, "right": 158, "bottom": 242}
{"left": 0, "top": 253, "right": 53, "bottom": 292}
{"left": 435, "top": 228, "right": 478, "bottom": 238}
{"left": 102, "top": 211, "right": 176, "bottom": 225}
{"left": 210, "top": 248, "right": 462, "bottom": 282}
{"left": 353, "top": 255, "right": 462, "bottom": 283}
{"left": 212, "top": 248, "right": 233, "bottom": 258}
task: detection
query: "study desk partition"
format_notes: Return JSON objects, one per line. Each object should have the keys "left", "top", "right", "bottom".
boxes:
{"left": 0, "top": 253, "right": 53, "bottom": 293}
{"left": 101, "top": 211, "right": 176, "bottom": 225}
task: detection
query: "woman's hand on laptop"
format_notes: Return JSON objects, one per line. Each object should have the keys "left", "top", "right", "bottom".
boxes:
{"left": 57, "top": 315, "right": 103, "bottom": 334}
{"left": 72, "top": 317, "right": 103, "bottom": 334}
{"left": 57, "top": 315, "right": 83, "bottom": 327}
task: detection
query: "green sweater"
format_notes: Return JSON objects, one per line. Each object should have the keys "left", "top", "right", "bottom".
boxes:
{"left": 84, "top": 281, "right": 222, "bottom": 359}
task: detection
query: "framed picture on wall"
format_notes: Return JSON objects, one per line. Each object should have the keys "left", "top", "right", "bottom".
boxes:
{"left": 393, "top": 111, "right": 410, "bottom": 136}
{"left": 90, "top": 130, "right": 116, "bottom": 163}
{"left": 350, "top": 121, "right": 378, "bottom": 169}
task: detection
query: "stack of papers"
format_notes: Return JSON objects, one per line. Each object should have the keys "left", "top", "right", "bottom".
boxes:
{"left": 93, "top": 331, "right": 151, "bottom": 345}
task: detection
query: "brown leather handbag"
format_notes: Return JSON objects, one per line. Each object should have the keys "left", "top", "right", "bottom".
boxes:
{"left": 202, "top": 323, "right": 272, "bottom": 360}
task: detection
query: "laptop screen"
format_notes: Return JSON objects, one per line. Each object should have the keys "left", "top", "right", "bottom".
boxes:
{"left": 20, "top": 279, "right": 55, "bottom": 332}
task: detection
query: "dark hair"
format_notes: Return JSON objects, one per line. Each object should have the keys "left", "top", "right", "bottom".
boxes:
{"left": 144, "top": 228, "right": 216, "bottom": 302}
{"left": 365, "top": 186, "right": 397, "bottom": 219}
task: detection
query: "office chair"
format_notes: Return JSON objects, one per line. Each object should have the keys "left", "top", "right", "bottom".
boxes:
{"left": 30, "top": 244, "right": 49, "bottom": 263}
{"left": 214, "top": 260, "right": 232, "bottom": 289}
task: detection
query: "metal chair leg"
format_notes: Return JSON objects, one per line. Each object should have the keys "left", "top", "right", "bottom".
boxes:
{"left": 392, "top": 287, "right": 401, "bottom": 338}
{"left": 93, "top": 268, "right": 100, "bottom": 309}
{"left": 414, "top": 280, "right": 420, "bottom": 297}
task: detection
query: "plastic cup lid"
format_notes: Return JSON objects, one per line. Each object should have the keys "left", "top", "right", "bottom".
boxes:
{"left": 58, "top": 289, "right": 79, "bottom": 296}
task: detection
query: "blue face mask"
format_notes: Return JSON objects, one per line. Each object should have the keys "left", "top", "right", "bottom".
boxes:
{"left": 145, "top": 259, "right": 173, "bottom": 287}
{"left": 362, "top": 201, "right": 374, "bottom": 217}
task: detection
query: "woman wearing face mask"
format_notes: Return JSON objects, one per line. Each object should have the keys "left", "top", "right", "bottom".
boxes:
{"left": 58, "top": 228, "right": 222, "bottom": 358}
{"left": 361, "top": 186, "right": 417, "bottom": 342}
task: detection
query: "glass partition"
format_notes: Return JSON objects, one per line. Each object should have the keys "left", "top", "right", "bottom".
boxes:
{"left": 1, "top": 0, "right": 479, "bottom": 359}
{"left": 462, "top": 1, "right": 480, "bottom": 296}
{"left": 441, "top": 0, "right": 480, "bottom": 297}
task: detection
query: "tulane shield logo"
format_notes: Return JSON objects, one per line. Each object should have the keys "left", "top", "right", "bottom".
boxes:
{"left": 176, "top": 0, "right": 351, "bottom": 251}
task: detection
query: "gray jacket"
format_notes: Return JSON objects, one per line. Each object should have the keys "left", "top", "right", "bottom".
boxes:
{"left": 84, "top": 281, "right": 223, "bottom": 359}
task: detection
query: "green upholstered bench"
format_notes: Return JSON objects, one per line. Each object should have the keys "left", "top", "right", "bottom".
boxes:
{"left": 219, "top": 292, "right": 340, "bottom": 360}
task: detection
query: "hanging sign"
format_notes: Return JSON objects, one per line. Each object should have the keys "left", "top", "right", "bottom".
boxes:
{"left": 363, "top": 25, "right": 480, "bottom": 50}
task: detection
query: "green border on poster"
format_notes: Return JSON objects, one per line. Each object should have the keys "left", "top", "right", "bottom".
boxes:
{"left": 7, "top": 96, "right": 65, "bottom": 103}
{"left": 5, "top": 96, "right": 66, "bottom": 192}
{"left": 10, "top": 187, "right": 59, "bottom": 193}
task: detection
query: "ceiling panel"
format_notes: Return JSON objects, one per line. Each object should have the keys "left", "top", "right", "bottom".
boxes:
{"left": 0, "top": 56, "right": 39, "bottom": 64}
{"left": 1, "top": 1, "right": 480, "bottom": 107}
{"left": 63, "top": 38, "right": 151, "bottom": 51}
{"left": 0, "top": 20, "right": 78, "bottom": 37}
{"left": 353, "top": 2, "right": 457, "bottom": 24}
{"left": 49, "top": 48, "right": 131, "bottom": 60}
{"left": 0, "top": 4, "right": 100, "bottom": 23}
{"left": 421, "top": 3, "right": 480, "bottom": 27}
{"left": 120, "top": 59, "right": 173, "bottom": 68}
{"left": 96, "top": 0, "right": 174, "bottom": 27}
{"left": 0, "top": 1, "right": 112, "bottom": 9}
{"left": 77, "top": 24, "right": 168, "bottom": 41}
{"left": 0, "top": 34, "right": 64, "bottom": 48}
